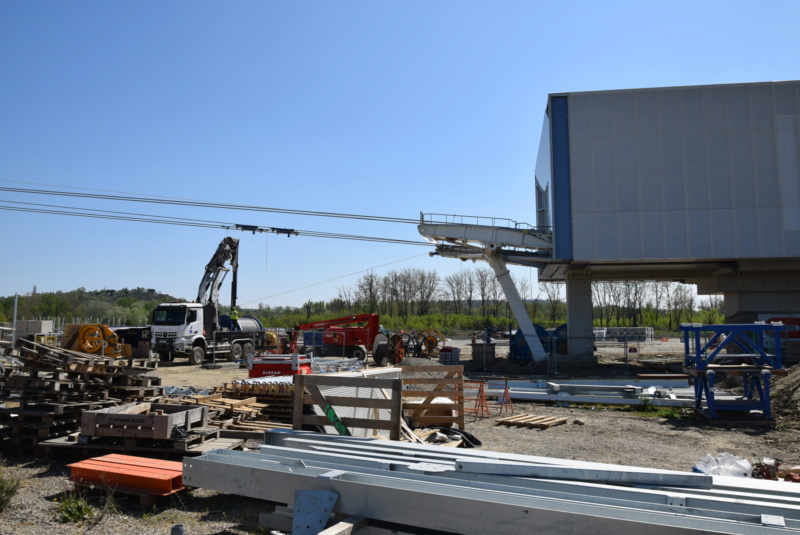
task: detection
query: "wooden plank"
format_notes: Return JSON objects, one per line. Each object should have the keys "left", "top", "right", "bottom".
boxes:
{"left": 498, "top": 414, "right": 568, "bottom": 429}
{"left": 292, "top": 375, "right": 305, "bottom": 431}
{"left": 306, "top": 383, "right": 351, "bottom": 436}
{"left": 389, "top": 376, "right": 402, "bottom": 441}
{"left": 402, "top": 390, "right": 464, "bottom": 399}
{"left": 301, "top": 416, "right": 395, "bottom": 431}
{"left": 402, "top": 378, "right": 464, "bottom": 385}
{"left": 531, "top": 417, "right": 567, "bottom": 429}
{"left": 301, "top": 394, "right": 396, "bottom": 410}
{"left": 401, "top": 402, "right": 461, "bottom": 411}
{"left": 408, "top": 365, "right": 464, "bottom": 373}
{"left": 318, "top": 516, "right": 368, "bottom": 535}
{"left": 300, "top": 376, "right": 400, "bottom": 390}
{"left": 407, "top": 416, "right": 460, "bottom": 426}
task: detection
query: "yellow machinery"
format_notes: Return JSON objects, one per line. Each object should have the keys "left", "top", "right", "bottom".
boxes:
{"left": 62, "top": 324, "right": 122, "bottom": 357}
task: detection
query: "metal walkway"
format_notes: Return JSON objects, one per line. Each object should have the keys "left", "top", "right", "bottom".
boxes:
{"left": 418, "top": 213, "right": 553, "bottom": 362}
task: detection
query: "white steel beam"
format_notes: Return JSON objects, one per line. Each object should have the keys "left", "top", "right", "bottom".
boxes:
{"left": 484, "top": 248, "right": 548, "bottom": 361}
{"left": 184, "top": 449, "right": 796, "bottom": 535}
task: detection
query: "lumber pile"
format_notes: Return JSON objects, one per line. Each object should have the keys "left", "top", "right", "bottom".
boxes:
{"left": 218, "top": 381, "right": 295, "bottom": 423}
{"left": 0, "top": 339, "right": 161, "bottom": 447}
{"left": 158, "top": 392, "right": 291, "bottom": 432}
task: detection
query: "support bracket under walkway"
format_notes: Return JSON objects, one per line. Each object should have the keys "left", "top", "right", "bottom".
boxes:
{"left": 418, "top": 215, "right": 553, "bottom": 363}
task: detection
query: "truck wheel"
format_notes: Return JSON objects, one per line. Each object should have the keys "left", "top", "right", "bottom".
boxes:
{"left": 243, "top": 342, "right": 254, "bottom": 355}
{"left": 190, "top": 346, "right": 206, "bottom": 365}
{"left": 351, "top": 347, "right": 366, "bottom": 361}
{"left": 230, "top": 342, "right": 243, "bottom": 361}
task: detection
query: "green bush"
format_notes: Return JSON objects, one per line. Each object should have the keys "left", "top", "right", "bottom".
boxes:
{"left": 0, "top": 468, "right": 20, "bottom": 512}
{"left": 58, "top": 492, "right": 95, "bottom": 523}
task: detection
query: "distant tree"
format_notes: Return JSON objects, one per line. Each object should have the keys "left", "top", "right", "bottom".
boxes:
{"left": 699, "top": 295, "right": 724, "bottom": 324}
{"left": 464, "top": 270, "right": 475, "bottom": 315}
{"left": 444, "top": 271, "right": 467, "bottom": 315}
{"left": 491, "top": 275, "right": 505, "bottom": 317}
{"left": 474, "top": 268, "right": 493, "bottom": 317}
{"left": 416, "top": 270, "right": 440, "bottom": 316}
{"left": 355, "top": 272, "right": 380, "bottom": 314}
{"left": 540, "top": 281, "right": 564, "bottom": 324}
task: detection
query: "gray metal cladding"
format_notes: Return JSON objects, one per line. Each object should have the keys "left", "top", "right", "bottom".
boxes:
{"left": 550, "top": 81, "right": 800, "bottom": 262}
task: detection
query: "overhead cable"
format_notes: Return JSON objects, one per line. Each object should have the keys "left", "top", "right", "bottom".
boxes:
{"left": 0, "top": 185, "right": 419, "bottom": 224}
{"left": 0, "top": 201, "right": 432, "bottom": 246}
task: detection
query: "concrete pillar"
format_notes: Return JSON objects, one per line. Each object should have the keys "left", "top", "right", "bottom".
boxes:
{"left": 565, "top": 273, "right": 595, "bottom": 364}
{"left": 723, "top": 291, "right": 800, "bottom": 323}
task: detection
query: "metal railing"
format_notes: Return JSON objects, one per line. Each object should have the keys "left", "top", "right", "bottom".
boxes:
{"left": 420, "top": 212, "right": 550, "bottom": 233}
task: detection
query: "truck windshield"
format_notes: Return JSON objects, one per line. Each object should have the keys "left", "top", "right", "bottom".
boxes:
{"left": 153, "top": 307, "right": 187, "bottom": 326}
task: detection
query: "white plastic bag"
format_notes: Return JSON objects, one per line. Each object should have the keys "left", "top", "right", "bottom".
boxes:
{"left": 693, "top": 452, "right": 752, "bottom": 477}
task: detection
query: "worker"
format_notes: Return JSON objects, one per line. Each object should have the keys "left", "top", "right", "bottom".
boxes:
{"left": 230, "top": 308, "right": 241, "bottom": 331}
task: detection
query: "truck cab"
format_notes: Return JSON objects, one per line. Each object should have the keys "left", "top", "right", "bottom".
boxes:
{"left": 152, "top": 303, "right": 207, "bottom": 363}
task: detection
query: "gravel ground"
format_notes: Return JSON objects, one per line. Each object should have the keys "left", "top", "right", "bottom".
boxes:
{"left": 2, "top": 339, "right": 799, "bottom": 534}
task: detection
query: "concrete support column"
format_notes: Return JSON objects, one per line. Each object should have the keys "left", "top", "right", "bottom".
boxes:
{"left": 723, "top": 291, "right": 800, "bottom": 323}
{"left": 565, "top": 273, "right": 595, "bottom": 363}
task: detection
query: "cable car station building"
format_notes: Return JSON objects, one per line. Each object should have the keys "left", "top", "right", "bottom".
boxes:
{"left": 421, "top": 80, "right": 800, "bottom": 366}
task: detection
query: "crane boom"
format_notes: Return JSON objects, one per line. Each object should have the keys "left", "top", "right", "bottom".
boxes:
{"left": 196, "top": 237, "right": 239, "bottom": 306}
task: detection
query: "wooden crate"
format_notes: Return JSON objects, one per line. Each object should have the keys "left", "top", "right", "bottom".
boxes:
{"left": 401, "top": 365, "right": 465, "bottom": 430}
{"left": 293, "top": 374, "right": 402, "bottom": 441}
{"left": 81, "top": 402, "right": 208, "bottom": 439}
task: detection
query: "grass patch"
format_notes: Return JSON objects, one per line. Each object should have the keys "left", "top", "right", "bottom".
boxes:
{"left": 58, "top": 491, "right": 95, "bottom": 523}
{"left": 0, "top": 467, "right": 21, "bottom": 513}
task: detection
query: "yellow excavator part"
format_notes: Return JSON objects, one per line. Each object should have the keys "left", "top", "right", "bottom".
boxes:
{"left": 76, "top": 324, "right": 121, "bottom": 357}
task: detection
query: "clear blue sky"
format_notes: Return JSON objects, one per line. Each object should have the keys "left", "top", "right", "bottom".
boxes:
{"left": 1, "top": 1, "right": 798, "bottom": 308}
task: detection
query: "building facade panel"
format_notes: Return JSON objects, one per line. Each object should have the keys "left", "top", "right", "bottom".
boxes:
{"left": 539, "top": 80, "right": 800, "bottom": 263}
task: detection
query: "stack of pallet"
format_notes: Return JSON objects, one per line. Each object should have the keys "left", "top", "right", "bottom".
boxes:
{"left": 218, "top": 380, "right": 296, "bottom": 424}
{"left": 0, "top": 339, "right": 161, "bottom": 448}
{"left": 159, "top": 392, "right": 292, "bottom": 433}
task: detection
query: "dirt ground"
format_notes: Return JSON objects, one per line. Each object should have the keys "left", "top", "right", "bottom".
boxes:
{"left": 156, "top": 339, "right": 800, "bottom": 473}
{"left": 3, "top": 341, "right": 800, "bottom": 535}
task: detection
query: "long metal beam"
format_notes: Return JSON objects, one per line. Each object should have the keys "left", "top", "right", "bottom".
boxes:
{"left": 183, "top": 432, "right": 800, "bottom": 534}
{"left": 184, "top": 449, "right": 797, "bottom": 534}
{"left": 250, "top": 443, "right": 800, "bottom": 520}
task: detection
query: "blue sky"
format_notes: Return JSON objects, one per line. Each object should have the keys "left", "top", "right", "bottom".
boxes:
{"left": 1, "top": 1, "right": 798, "bottom": 308}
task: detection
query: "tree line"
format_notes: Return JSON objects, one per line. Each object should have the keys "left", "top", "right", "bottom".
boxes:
{"left": 2, "top": 271, "right": 723, "bottom": 334}
{"left": 0, "top": 287, "right": 175, "bottom": 327}
{"left": 267, "top": 268, "right": 724, "bottom": 333}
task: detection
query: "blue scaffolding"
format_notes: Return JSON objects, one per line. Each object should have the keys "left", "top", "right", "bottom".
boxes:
{"left": 680, "top": 323, "right": 786, "bottom": 421}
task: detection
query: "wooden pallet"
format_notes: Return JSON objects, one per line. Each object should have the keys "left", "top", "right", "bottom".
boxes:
{"left": 497, "top": 414, "right": 568, "bottom": 429}
{"left": 40, "top": 433, "right": 243, "bottom": 456}
{"left": 401, "top": 366, "right": 465, "bottom": 430}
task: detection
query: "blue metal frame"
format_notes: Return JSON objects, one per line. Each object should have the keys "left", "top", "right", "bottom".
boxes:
{"left": 681, "top": 323, "right": 784, "bottom": 370}
{"left": 680, "top": 323, "right": 785, "bottom": 420}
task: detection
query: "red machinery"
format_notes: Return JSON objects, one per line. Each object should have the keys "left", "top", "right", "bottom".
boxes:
{"left": 286, "top": 314, "right": 404, "bottom": 367}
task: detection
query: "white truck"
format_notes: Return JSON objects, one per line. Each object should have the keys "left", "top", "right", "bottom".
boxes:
{"left": 150, "top": 237, "right": 270, "bottom": 364}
